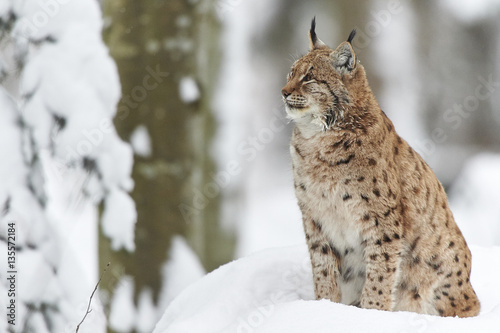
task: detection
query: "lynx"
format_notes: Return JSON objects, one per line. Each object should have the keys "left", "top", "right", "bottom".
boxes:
{"left": 281, "top": 18, "right": 480, "bottom": 317}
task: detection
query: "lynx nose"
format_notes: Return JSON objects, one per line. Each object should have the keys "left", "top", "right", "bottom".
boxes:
{"left": 281, "top": 85, "right": 294, "bottom": 98}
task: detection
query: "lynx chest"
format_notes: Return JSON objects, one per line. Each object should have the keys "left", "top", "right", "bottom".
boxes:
{"left": 290, "top": 135, "right": 367, "bottom": 304}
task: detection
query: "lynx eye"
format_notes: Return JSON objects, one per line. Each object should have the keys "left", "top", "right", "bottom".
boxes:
{"left": 302, "top": 73, "right": 314, "bottom": 83}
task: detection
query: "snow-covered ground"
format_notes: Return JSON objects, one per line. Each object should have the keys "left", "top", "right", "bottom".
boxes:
{"left": 152, "top": 152, "right": 500, "bottom": 333}
{"left": 154, "top": 244, "right": 500, "bottom": 333}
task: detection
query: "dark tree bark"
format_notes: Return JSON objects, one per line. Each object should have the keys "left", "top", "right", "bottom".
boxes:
{"left": 100, "top": 0, "right": 235, "bottom": 331}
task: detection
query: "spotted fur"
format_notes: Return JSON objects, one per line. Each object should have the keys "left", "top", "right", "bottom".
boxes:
{"left": 282, "top": 19, "right": 480, "bottom": 317}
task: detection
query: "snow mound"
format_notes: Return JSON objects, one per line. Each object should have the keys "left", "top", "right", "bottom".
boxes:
{"left": 154, "top": 245, "right": 500, "bottom": 333}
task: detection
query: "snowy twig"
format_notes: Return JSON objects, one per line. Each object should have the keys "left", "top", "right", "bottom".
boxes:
{"left": 76, "top": 262, "right": 110, "bottom": 332}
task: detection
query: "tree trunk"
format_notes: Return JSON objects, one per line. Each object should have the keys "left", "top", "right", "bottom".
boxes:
{"left": 100, "top": 0, "right": 235, "bottom": 331}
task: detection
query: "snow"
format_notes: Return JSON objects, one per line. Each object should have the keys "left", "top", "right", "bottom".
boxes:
{"left": 109, "top": 276, "right": 136, "bottom": 332}
{"left": 104, "top": 236, "right": 205, "bottom": 333}
{"left": 136, "top": 287, "right": 157, "bottom": 333}
{"left": 17, "top": 249, "right": 60, "bottom": 304}
{"left": 96, "top": 136, "right": 135, "bottom": 192}
{"left": 23, "top": 313, "right": 50, "bottom": 333}
{"left": 179, "top": 76, "right": 200, "bottom": 103}
{"left": 130, "top": 124, "right": 152, "bottom": 157}
{"left": 0, "top": 0, "right": 135, "bottom": 331}
{"left": 102, "top": 188, "right": 137, "bottom": 252}
{"left": 0, "top": 89, "right": 26, "bottom": 218}
{"left": 11, "top": 0, "right": 104, "bottom": 43}
{"left": 158, "top": 236, "right": 206, "bottom": 310}
{"left": 448, "top": 153, "right": 500, "bottom": 247}
{"left": 42, "top": 148, "right": 99, "bottom": 280}
{"left": 153, "top": 245, "right": 500, "bottom": 333}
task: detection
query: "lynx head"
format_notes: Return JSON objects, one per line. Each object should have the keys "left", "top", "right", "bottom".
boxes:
{"left": 282, "top": 18, "right": 371, "bottom": 133}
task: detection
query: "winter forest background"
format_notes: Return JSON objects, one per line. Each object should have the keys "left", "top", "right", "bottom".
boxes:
{"left": 0, "top": 0, "right": 499, "bottom": 332}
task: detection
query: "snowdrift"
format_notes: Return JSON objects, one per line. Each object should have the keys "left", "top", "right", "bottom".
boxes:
{"left": 154, "top": 245, "right": 500, "bottom": 333}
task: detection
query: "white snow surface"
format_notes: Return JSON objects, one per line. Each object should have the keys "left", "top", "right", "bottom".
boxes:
{"left": 154, "top": 245, "right": 500, "bottom": 333}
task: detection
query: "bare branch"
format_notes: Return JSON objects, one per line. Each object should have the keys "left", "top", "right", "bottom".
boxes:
{"left": 76, "top": 262, "right": 110, "bottom": 332}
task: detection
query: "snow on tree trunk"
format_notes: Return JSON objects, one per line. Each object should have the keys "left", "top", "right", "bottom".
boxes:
{"left": 0, "top": 1, "right": 134, "bottom": 332}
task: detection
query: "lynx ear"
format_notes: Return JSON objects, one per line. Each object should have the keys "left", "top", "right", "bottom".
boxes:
{"left": 331, "top": 29, "right": 357, "bottom": 73}
{"left": 347, "top": 28, "right": 356, "bottom": 44}
{"left": 309, "top": 17, "right": 327, "bottom": 50}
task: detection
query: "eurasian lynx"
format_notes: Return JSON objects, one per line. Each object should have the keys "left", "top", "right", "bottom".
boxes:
{"left": 281, "top": 18, "right": 480, "bottom": 317}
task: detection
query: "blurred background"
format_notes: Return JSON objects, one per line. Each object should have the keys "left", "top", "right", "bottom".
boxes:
{"left": 102, "top": 0, "right": 500, "bottom": 331}
{"left": 1, "top": 0, "right": 500, "bottom": 332}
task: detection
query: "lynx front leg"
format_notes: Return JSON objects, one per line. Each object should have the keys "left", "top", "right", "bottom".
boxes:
{"left": 303, "top": 217, "right": 342, "bottom": 302}
{"left": 360, "top": 214, "right": 403, "bottom": 311}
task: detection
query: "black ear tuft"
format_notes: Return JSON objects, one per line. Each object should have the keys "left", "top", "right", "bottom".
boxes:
{"left": 309, "top": 16, "right": 327, "bottom": 50}
{"left": 347, "top": 28, "right": 357, "bottom": 44}
{"left": 310, "top": 17, "right": 318, "bottom": 45}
